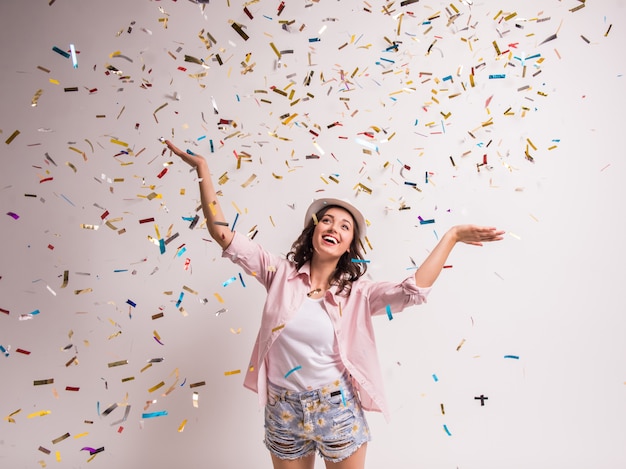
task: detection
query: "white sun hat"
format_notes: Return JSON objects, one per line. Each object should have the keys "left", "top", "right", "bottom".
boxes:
{"left": 303, "top": 198, "right": 367, "bottom": 236}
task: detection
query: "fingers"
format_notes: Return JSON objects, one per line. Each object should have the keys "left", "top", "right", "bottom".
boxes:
{"left": 456, "top": 225, "right": 504, "bottom": 245}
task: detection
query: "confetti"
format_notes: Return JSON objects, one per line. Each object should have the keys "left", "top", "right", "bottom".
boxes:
{"left": 141, "top": 411, "right": 168, "bottom": 418}
{"left": 284, "top": 365, "right": 302, "bottom": 378}
{"left": 4, "top": 130, "right": 20, "bottom": 145}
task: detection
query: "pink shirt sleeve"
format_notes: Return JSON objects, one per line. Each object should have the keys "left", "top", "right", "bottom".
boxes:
{"left": 356, "top": 275, "right": 431, "bottom": 317}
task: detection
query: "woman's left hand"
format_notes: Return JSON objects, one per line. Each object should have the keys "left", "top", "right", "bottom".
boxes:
{"left": 452, "top": 225, "right": 505, "bottom": 246}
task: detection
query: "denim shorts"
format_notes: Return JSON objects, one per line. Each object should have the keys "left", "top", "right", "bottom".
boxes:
{"left": 264, "top": 373, "right": 371, "bottom": 463}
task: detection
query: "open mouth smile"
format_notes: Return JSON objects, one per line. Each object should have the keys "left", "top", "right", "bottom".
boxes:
{"left": 322, "top": 235, "right": 339, "bottom": 245}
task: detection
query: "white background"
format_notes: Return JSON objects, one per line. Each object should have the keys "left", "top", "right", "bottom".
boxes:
{"left": 1, "top": 1, "right": 625, "bottom": 468}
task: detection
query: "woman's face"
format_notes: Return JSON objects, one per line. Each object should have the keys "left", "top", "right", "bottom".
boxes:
{"left": 311, "top": 207, "right": 355, "bottom": 261}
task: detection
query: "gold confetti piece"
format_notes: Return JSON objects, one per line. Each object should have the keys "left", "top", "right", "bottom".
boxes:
{"left": 272, "top": 324, "right": 285, "bottom": 333}
{"left": 508, "top": 232, "right": 521, "bottom": 240}
{"left": 5, "top": 130, "right": 20, "bottom": 145}
{"left": 4, "top": 408, "right": 21, "bottom": 423}
{"left": 51, "top": 433, "right": 70, "bottom": 444}
{"left": 108, "top": 360, "right": 128, "bottom": 368}
{"left": 74, "top": 288, "right": 93, "bottom": 295}
{"left": 193, "top": 392, "right": 199, "bottom": 408}
{"left": 241, "top": 174, "right": 257, "bottom": 188}
{"left": 230, "top": 327, "right": 242, "bottom": 334}
{"left": 178, "top": 419, "right": 188, "bottom": 432}
{"left": 148, "top": 381, "right": 165, "bottom": 393}
{"left": 269, "top": 42, "right": 281, "bottom": 58}
{"left": 456, "top": 339, "right": 466, "bottom": 351}
{"left": 28, "top": 410, "right": 51, "bottom": 419}
{"left": 110, "top": 138, "right": 128, "bottom": 147}
{"left": 49, "top": 78, "right": 60, "bottom": 85}
{"left": 55, "top": 451, "right": 61, "bottom": 462}
{"left": 73, "top": 432, "right": 88, "bottom": 439}
{"left": 182, "top": 285, "right": 198, "bottom": 295}
{"left": 34, "top": 379, "right": 54, "bottom": 386}
{"left": 31, "top": 89, "right": 44, "bottom": 107}
{"left": 189, "top": 381, "right": 206, "bottom": 388}
{"left": 121, "top": 377, "right": 135, "bottom": 382}
{"left": 224, "top": 369, "right": 241, "bottom": 376}
{"left": 140, "top": 363, "right": 152, "bottom": 373}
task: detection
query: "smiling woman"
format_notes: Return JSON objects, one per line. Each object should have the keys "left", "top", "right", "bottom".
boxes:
{"left": 1, "top": 0, "right": 624, "bottom": 468}
{"left": 164, "top": 139, "right": 503, "bottom": 469}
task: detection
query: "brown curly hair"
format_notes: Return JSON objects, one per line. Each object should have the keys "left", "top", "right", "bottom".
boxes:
{"left": 286, "top": 205, "right": 368, "bottom": 295}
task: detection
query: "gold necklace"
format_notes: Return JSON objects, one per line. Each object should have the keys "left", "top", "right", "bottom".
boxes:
{"left": 307, "top": 288, "right": 322, "bottom": 297}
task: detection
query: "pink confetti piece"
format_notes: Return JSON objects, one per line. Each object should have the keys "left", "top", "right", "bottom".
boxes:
{"left": 6, "top": 212, "right": 19, "bottom": 220}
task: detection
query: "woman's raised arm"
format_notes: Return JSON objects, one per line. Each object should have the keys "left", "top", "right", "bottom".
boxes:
{"left": 164, "top": 140, "right": 234, "bottom": 250}
{"left": 414, "top": 225, "right": 505, "bottom": 288}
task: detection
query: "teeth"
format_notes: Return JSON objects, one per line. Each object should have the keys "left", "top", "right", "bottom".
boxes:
{"left": 323, "top": 235, "right": 338, "bottom": 244}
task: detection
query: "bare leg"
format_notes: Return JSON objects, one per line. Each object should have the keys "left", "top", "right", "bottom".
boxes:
{"left": 271, "top": 452, "right": 316, "bottom": 469}
{"left": 324, "top": 444, "right": 367, "bottom": 469}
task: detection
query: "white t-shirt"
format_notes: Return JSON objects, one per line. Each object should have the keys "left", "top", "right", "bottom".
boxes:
{"left": 267, "top": 296, "right": 345, "bottom": 391}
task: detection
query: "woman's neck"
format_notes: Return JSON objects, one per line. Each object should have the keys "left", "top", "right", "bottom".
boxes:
{"left": 309, "top": 256, "right": 337, "bottom": 290}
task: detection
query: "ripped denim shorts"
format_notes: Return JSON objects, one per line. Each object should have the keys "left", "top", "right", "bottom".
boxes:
{"left": 264, "top": 373, "right": 371, "bottom": 463}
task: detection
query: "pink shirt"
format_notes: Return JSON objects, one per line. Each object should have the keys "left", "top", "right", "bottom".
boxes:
{"left": 222, "top": 231, "right": 431, "bottom": 421}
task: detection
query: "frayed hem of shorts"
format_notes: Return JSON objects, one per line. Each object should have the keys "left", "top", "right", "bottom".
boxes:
{"left": 318, "top": 439, "right": 370, "bottom": 464}
{"left": 264, "top": 441, "right": 316, "bottom": 461}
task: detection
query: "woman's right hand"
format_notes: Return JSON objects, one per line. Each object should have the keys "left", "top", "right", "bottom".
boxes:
{"left": 164, "top": 140, "right": 206, "bottom": 169}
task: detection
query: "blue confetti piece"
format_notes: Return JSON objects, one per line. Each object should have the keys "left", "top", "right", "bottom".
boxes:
{"left": 31, "top": 309, "right": 41, "bottom": 315}
{"left": 176, "top": 247, "right": 187, "bottom": 257}
{"left": 197, "top": 135, "right": 206, "bottom": 141}
{"left": 386, "top": 304, "right": 393, "bottom": 321}
{"left": 489, "top": 74, "right": 506, "bottom": 79}
{"left": 350, "top": 258, "right": 370, "bottom": 263}
{"left": 284, "top": 365, "right": 302, "bottom": 378}
{"left": 52, "top": 46, "right": 70, "bottom": 58}
{"left": 504, "top": 355, "right": 520, "bottom": 359}
{"left": 141, "top": 411, "right": 168, "bottom": 418}
{"left": 419, "top": 219, "right": 435, "bottom": 225}
{"left": 159, "top": 239, "right": 166, "bottom": 254}
{"left": 443, "top": 424, "right": 452, "bottom": 436}
{"left": 432, "top": 373, "right": 439, "bottom": 382}
{"left": 442, "top": 75, "right": 452, "bottom": 81}
{"left": 113, "top": 269, "right": 128, "bottom": 273}
{"left": 126, "top": 299, "right": 136, "bottom": 308}
{"left": 222, "top": 276, "right": 237, "bottom": 287}
{"left": 231, "top": 213, "right": 239, "bottom": 232}
{"left": 176, "top": 292, "right": 184, "bottom": 307}
{"left": 0, "top": 345, "right": 9, "bottom": 357}
{"left": 186, "top": 149, "right": 196, "bottom": 156}
{"left": 210, "top": 140, "right": 214, "bottom": 153}
{"left": 238, "top": 273, "right": 246, "bottom": 288}
{"left": 309, "top": 38, "right": 320, "bottom": 42}
{"left": 340, "top": 387, "right": 347, "bottom": 406}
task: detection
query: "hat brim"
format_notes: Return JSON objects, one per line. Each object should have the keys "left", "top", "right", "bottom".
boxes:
{"left": 304, "top": 198, "right": 367, "bottom": 237}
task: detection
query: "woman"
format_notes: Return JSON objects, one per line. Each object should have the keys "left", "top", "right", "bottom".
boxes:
{"left": 164, "top": 140, "right": 504, "bottom": 469}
